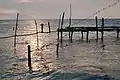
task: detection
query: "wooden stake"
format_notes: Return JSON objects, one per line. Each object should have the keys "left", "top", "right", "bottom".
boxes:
{"left": 58, "top": 15, "right": 61, "bottom": 41}
{"left": 14, "top": 13, "right": 19, "bottom": 47}
{"left": 117, "top": 27, "right": 119, "bottom": 39}
{"left": 86, "top": 30, "right": 89, "bottom": 42}
{"left": 96, "top": 16, "right": 98, "bottom": 41}
{"left": 69, "top": 4, "right": 72, "bottom": 40}
{"left": 81, "top": 31, "right": 83, "bottom": 40}
{"left": 48, "top": 22, "right": 51, "bottom": 33}
{"left": 70, "top": 31, "right": 73, "bottom": 42}
{"left": 41, "top": 23, "right": 44, "bottom": 33}
{"left": 56, "top": 43, "right": 59, "bottom": 56}
{"left": 60, "top": 12, "right": 65, "bottom": 43}
{"left": 101, "top": 18, "right": 104, "bottom": 41}
{"left": 28, "top": 45, "right": 32, "bottom": 70}
{"left": 34, "top": 19, "right": 39, "bottom": 49}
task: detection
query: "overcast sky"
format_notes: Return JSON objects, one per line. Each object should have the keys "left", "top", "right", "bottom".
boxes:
{"left": 0, "top": 0, "right": 120, "bottom": 19}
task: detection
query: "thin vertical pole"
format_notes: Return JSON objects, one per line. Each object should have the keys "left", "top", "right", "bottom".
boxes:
{"left": 117, "top": 27, "right": 119, "bottom": 39}
{"left": 69, "top": 4, "right": 72, "bottom": 40}
{"left": 28, "top": 45, "right": 32, "bottom": 70}
{"left": 96, "top": 16, "right": 98, "bottom": 41}
{"left": 48, "top": 22, "right": 51, "bottom": 33}
{"left": 14, "top": 13, "right": 19, "bottom": 47}
{"left": 60, "top": 12, "right": 65, "bottom": 43}
{"left": 56, "top": 43, "right": 59, "bottom": 56}
{"left": 70, "top": 31, "right": 73, "bottom": 42}
{"left": 34, "top": 19, "right": 39, "bottom": 49}
{"left": 86, "top": 30, "right": 89, "bottom": 42}
{"left": 58, "top": 15, "right": 61, "bottom": 41}
{"left": 69, "top": 4, "right": 72, "bottom": 27}
{"left": 101, "top": 18, "right": 104, "bottom": 41}
{"left": 41, "top": 23, "right": 44, "bottom": 33}
{"left": 81, "top": 31, "right": 83, "bottom": 40}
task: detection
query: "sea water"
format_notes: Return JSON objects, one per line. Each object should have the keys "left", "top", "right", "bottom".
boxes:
{"left": 0, "top": 19, "right": 120, "bottom": 80}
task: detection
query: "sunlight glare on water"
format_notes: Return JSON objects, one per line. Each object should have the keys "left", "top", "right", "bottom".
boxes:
{"left": 0, "top": 19, "right": 120, "bottom": 80}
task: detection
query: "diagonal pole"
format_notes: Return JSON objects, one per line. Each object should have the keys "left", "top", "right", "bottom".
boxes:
{"left": 14, "top": 13, "right": 19, "bottom": 47}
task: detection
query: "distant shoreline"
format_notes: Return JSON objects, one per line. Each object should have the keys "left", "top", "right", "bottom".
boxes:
{"left": 1, "top": 18, "right": 120, "bottom": 21}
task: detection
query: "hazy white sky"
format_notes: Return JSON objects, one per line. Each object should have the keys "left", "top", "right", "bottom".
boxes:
{"left": 0, "top": 0, "right": 120, "bottom": 19}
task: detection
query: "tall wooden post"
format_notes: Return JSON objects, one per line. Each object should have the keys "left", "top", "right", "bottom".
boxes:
{"left": 48, "top": 22, "right": 51, "bottom": 33}
{"left": 28, "top": 45, "right": 32, "bottom": 70}
{"left": 101, "top": 18, "right": 104, "bottom": 41}
{"left": 96, "top": 16, "right": 98, "bottom": 41}
{"left": 69, "top": 4, "right": 72, "bottom": 40}
{"left": 60, "top": 12, "right": 65, "bottom": 43}
{"left": 57, "top": 15, "right": 61, "bottom": 41}
{"left": 34, "top": 19, "right": 39, "bottom": 49}
{"left": 14, "top": 13, "right": 19, "bottom": 47}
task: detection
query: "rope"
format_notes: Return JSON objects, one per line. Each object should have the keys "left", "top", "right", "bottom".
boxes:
{"left": 0, "top": 32, "right": 55, "bottom": 39}
{"left": 72, "top": 0, "right": 120, "bottom": 26}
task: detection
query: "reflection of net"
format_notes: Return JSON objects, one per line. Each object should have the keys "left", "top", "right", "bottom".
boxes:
{"left": 72, "top": 0, "right": 120, "bottom": 26}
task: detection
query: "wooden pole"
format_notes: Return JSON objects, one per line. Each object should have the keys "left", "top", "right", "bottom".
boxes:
{"left": 14, "top": 13, "right": 19, "bottom": 47}
{"left": 48, "top": 22, "right": 51, "bottom": 33}
{"left": 58, "top": 15, "right": 61, "bottom": 41}
{"left": 56, "top": 43, "right": 59, "bottom": 56}
{"left": 34, "top": 19, "right": 39, "bottom": 49}
{"left": 41, "top": 23, "right": 44, "bottom": 33}
{"left": 81, "top": 31, "right": 83, "bottom": 40}
{"left": 69, "top": 4, "right": 72, "bottom": 40}
{"left": 86, "top": 30, "right": 89, "bottom": 42}
{"left": 117, "top": 27, "right": 119, "bottom": 39}
{"left": 101, "top": 18, "right": 104, "bottom": 41}
{"left": 96, "top": 16, "right": 98, "bottom": 41}
{"left": 70, "top": 31, "right": 73, "bottom": 42}
{"left": 28, "top": 45, "right": 32, "bottom": 70}
{"left": 60, "top": 12, "right": 65, "bottom": 43}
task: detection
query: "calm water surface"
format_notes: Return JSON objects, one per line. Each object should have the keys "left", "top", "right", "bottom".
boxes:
{"left": 0, "top": 19, "right": 120, "bottom": 80}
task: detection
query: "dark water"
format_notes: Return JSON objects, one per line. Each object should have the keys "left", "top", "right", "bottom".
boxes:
{"left": 0, "top": 19, "right": 120, "bottom": 80}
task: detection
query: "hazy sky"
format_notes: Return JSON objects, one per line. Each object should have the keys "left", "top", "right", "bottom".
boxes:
{"left": 0, "top": 0, "right": 120, "bottom": 19}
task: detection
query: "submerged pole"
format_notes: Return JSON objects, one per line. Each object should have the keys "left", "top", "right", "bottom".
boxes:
{"left": 60, "top": 12, "right": 65, "bottom": 43}
{"left": 14, "top": 13, "right": 19, "bottom": 47}
{"left": 101, "top": 18, "right": 104, "bottom": 41}
{"left": 96, "top": 16, "right": 98, "bottom": 41}
{"left": 48, "top": 22, "right": 51, "bottom": 33}
{"left": 28, "top": 45, "right": 32, "bottom": 70}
